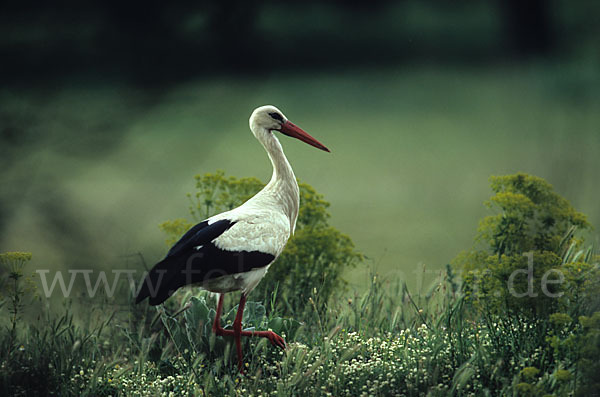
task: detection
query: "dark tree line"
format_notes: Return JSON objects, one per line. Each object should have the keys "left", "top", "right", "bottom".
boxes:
{"left": 0, "top": 0, "right": 577, "bottom": 83}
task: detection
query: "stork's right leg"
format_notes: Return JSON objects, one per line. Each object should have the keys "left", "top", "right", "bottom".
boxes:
{"left": 211, "top": 293, "right": 285, "bottom": 374}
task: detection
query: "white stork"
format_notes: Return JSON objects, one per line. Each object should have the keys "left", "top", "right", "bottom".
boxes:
{"left": 136, "top": 105, "right": 329, "bottom": 372}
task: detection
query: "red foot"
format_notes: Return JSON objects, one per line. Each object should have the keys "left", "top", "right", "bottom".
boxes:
{"left": 243, "top": 330, "right": 286, "bottom": 349}
{"left": 213, "top": 328, "right": 286, "bottom": 349}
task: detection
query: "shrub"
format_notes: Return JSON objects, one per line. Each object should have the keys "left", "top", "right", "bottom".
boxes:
{"left": 453, "top": 172, "right": 600, "bottom": 395}
{"left": 477, "top": 173, "right": 589, "bottom": 256}
{"left": 160, "top": 170, "right": 363, "bottom": 316}
{"left": 0, "top": 252, "right": 33, "bottom": 343}
{"left": 455, "top": 173, "right": 597, "bottom": 318}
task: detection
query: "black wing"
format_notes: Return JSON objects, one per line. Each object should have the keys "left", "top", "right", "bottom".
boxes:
{"left": 135, "top": 219, "right": 274, "bottom": 305}
{"left": 165, "top": 219, "right": 233, "bottom": 257}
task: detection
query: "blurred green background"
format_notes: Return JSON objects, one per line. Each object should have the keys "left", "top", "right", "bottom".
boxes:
{"left": 1, "top": 0, "right": 599, "bottom": 290}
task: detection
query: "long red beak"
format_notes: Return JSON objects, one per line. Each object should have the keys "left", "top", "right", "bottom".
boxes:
{"left": 279, "top": 121, "right": 330, "bottom": 152}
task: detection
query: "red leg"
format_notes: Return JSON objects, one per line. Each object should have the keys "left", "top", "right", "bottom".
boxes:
{"left": 233, "top": 294, "right": 246, "bottom": 372}
{"left": 233, "top": 294, "right": 286, "bottom": 349}
{"left": 212, "top": 293, "right": 286, "bottom": 374}
{"left": 212, "top": 293, "right": 226, "bottom": 334}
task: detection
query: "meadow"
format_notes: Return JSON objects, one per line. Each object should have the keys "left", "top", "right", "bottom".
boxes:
{"left": 2, "top": 60, "right": 600, "bottom": 396}
{"left": 2, "top": 1, "right": 600, "bottom": 395}
{"left": 2, "top": 63, "right": 600, "bottom": 290}
{"left": 1, "top": 171, "right": 599, "bottom": 396}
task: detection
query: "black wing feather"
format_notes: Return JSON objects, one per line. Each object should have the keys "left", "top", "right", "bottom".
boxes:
{"left": 135, "top": 219, "right": 274, "bottom": 305}
{"left": 166, "top": 219, "right": 233, "bottom": 257}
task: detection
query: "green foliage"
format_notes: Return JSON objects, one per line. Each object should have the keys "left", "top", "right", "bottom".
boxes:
{"left": 0, "top": 252, "right": 34, "bottom": 352}
{"left": 257, "top": 182, "right": 362, "bottom": 316}
{"left": 0, "top": 264, "right": 498, "bottom": 396}
{"left": 160, "top": 171, "right": 363, "bottom": 315}
{"left": 575, "top": 312, "right": 600, "bottom": 395}
{"left": 0, "top": 262, "right": 597, "bottom": 396}
{"left": 158, "top": 218, "right": 193, "bottom": 247}
{"left": 478, "top": 173, "right": 590, "bottom": 256}
{"left": 0, "top": 307, "right": 119, "bottom": 396}
{"left": 520, "top": 366, "right": 540, "bottom": 381}
{"left": 3, "top": 173, "right": 600, "bottom": 396}
{"left": 456, "top": 173, "right": 598, "bottom": 318}
{"left": 154, "top": 293, "right": 301, "bottom": 365}
{"left": 453, "top": 173, "right": 600, "bottom": 396}
{"left": 0, "top": 251, "right": 119, "bottom": 396}
{"left": 159, "top": 170, "right": 264, "bottom": 246}
{"left": 189, "top": 170, "right": 265, "bottom": 221}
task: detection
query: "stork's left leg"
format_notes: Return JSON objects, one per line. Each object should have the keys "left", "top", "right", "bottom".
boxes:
{"left": 232, "top": 294, "right": 286, "bottom": 372}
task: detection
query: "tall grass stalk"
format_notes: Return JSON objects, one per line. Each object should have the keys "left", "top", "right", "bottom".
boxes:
{"left": 1, "top": 262, "right": 598, "bottom": 395}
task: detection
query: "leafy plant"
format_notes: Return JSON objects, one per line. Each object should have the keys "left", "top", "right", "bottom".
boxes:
{"left": 3, "top": 173, "right": 600, "bottom": 396}
{"left": 453, "top": 172, "right": 600, "bottom": 395}
{"left": 478, "top": 173, "right": 590, "bottom": 256}
{"left": 455, "top": 173, "right": 597, "bottom": 317}
{"left": 160, "top": 171, "right": 363, "bottom": 315}
{"left": 0, "top": 252, "right": 33, "bottom": 352}
{"left": 0, "top": 252, "right": 120, "bottom": 396}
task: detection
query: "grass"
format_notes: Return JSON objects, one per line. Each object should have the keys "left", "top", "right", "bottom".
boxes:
{"left": 1, "top": 259, "right": 599, "bottom": 396}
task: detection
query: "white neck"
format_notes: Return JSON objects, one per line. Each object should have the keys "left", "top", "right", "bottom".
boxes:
{"left": 253, "top": 127, "right": 300, "bottom": 232}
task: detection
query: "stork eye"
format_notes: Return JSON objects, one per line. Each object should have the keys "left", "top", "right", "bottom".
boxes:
{"left": 269, "top": 112, "right": 283, "bottom": 121}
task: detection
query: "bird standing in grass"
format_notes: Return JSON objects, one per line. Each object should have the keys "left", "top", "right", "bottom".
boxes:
{"left": 136, "top": 105, "right": 330, "bottom": 372}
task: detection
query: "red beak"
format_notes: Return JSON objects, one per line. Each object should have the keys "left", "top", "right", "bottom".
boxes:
{"left": 279, "top": 121, "right": 330, "bottom": 152}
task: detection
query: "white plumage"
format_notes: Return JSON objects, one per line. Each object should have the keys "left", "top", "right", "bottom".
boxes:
{"left": 136, "top": 105, "right": 329, "bottom": 373}
{"left": 209, "top": 208, "right": 292, "bottom": 257}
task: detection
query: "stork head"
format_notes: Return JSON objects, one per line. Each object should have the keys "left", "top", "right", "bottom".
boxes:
{"left": 249, "top": 105, "right": 330, "bottom": 152}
